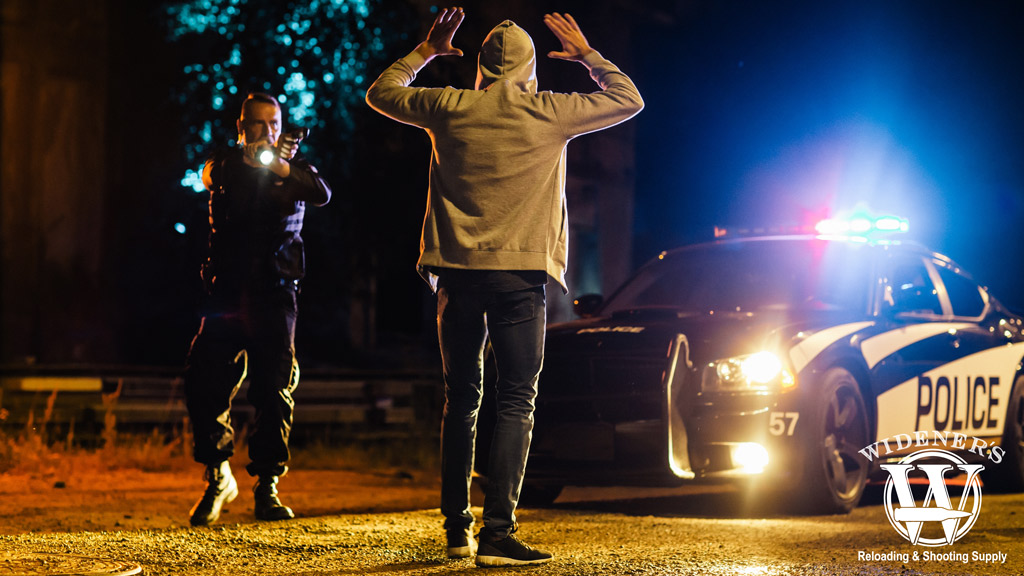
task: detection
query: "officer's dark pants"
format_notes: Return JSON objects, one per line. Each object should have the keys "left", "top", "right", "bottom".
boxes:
{"left": 437, "top": 285, "right": 546, "bottom": 538}
{"left": 184, "top": 284, "right": 299, "bottom": 478}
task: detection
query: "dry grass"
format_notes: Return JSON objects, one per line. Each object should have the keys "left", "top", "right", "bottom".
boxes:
{"left": 0, "top": 384, "right": 192, "bottom": 476}
{"left": 291, "top": 435, "right": 440, "bottom": 473}
{"left": 0, "top": 385, "right": 439, "bottom": 479}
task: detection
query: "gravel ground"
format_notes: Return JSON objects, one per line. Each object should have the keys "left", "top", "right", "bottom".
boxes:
{"left": 0, "top": 504, "right": 884, "bottom": 576}
{"left": 4, "top": 502, "right": 1022, "bottom": 576}
{"left": 2, "top": 460, "right": 1024, "bottom": 575}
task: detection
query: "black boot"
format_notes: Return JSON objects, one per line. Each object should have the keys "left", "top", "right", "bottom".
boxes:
{"left": 189, "top": 461, "right": 238, "bottom": 526}
{"left": 254, "top": 475, "right": 295, "bottom": 521}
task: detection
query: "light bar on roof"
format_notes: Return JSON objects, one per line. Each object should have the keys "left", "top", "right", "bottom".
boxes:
{"left": 874, "top": 216, "right": 910, "bottom": 232}
{"left": 814, "top": 215, "right": 908, "bottom": 236}
{"left": 713, "top": 215, "right": 908, "bottom": 239}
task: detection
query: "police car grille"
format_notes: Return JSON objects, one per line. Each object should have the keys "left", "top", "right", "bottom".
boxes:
{"left": 539, "top": 352, "right": 669, "bottom": 423}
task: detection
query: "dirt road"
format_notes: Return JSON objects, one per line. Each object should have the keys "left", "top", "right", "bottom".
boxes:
{"left": 2, "top": 463, "right": 1023, "bottom": 575}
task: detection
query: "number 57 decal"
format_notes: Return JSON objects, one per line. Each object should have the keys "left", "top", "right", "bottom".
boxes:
{"left": 769, "top": 412, "right": 799, "bottom": 436}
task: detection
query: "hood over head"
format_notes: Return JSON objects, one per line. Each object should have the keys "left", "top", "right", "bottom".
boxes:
{"left": 475, "top": 20, "right": 537, "bottom": 93}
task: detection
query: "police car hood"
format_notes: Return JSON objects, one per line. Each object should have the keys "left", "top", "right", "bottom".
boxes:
{"left": 546, "top": 309, "right": 859, "bottom": 362}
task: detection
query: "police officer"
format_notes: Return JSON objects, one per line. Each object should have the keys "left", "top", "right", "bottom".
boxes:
{"left": 184, "top": 92, "right": 331, "bottom": 526}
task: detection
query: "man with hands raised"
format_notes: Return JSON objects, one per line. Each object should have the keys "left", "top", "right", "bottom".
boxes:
{"left": 366, "top": 7, "right": 642, "bottom": 566}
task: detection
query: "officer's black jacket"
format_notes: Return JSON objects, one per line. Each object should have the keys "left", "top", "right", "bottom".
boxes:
{"left": 201, "top": 147, "right": 331, "bottom": 295}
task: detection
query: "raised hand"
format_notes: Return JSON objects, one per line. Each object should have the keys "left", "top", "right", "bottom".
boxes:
{"left": 418, "top": 7, "right": 465, "bottom": 60}
{"left": 543, "top": 12, "right": 593, "bottom": 61}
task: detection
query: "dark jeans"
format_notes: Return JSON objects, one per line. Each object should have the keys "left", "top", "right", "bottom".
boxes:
{"left": 437, "top": 285, "right": 546, "bottom": 538}
{"left": 184, "top": 285, "right": 299, "bottom": 478}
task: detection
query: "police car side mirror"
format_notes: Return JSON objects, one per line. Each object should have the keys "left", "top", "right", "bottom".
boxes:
{"left": 573, "top": 294, "right": 604, "bottom": 318}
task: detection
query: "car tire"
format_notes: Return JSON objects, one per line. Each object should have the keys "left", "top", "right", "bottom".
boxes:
{"left": 793, "top": 366, "right": 870, "bottom": 514}
{"left": 981, "top": 374, "right": 1024, "bottom": 493}
{"left": 517, "top": 483, "right": 563, "bottom": 508}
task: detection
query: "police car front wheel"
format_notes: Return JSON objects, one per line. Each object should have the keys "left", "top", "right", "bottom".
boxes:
{"left": 981, "top": 374, "right": 1024, "bottom": 493}
{"left": 795, "top": 367, "right": 870, "bottom": 514}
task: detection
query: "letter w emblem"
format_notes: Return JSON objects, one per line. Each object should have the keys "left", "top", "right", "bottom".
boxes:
{"left": 880, "top": 459, "right": 984, "bottom": 545}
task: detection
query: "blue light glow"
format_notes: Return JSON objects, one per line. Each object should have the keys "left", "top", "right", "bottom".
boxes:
{"left": 285, "top": 72, "right": 307, "bottom": 92}
{"left": 174, "top": 223, "right": 188, "bottom": 234}
{"left": 180, "top": 169, "right": 206, "bottom": 192}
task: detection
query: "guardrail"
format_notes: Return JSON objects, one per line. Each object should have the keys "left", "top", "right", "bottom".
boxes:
{"left": 0, "top": 367, "right": 444, "bottom": 445}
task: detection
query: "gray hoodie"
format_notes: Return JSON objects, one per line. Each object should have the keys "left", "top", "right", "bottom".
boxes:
{"left": 366, "top": 20, "right": 643, "bottom": 292}
{"left": 475, "top": 20, "right": 537, "bottom": 93}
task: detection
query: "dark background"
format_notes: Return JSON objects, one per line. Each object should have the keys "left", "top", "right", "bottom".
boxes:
{"left": 2, "top": 0, "right": 1023, "bottom": 370}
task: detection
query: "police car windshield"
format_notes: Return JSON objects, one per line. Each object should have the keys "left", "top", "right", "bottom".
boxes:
{"left": 602, "top": 238, "right": 872, "bottom": 315}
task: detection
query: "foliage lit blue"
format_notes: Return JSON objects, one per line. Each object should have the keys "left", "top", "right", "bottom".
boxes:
{"left": 163, "top": 0, "right": 411, "bottom": 189}
{"left": 180, "top": 168, "right": 206, "bottom": 192}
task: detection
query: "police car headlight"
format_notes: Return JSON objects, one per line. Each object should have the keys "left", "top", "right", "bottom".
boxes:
{"left": 703, "top": 351, "right": 795, "bottom": 392}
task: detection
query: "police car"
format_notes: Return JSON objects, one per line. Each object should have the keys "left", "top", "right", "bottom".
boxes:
{"left": 477, "top": 217, "right": 1024, "bottom": 514}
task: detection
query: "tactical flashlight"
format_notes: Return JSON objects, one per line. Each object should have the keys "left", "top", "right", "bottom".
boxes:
{"left": 258, "top": 148, "right": 276, "bottom": 166}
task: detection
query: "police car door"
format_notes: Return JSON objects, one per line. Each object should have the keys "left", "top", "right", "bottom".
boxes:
{"left": 864, "top": 251, "right": 952, "bottom": 443}
{"left": 869, "top": 252, "right": 1021, "bottom": 442}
